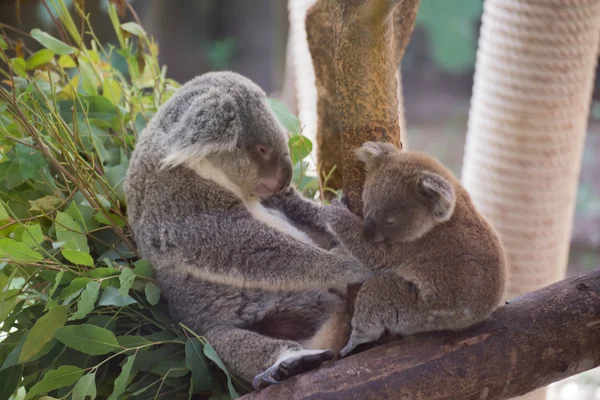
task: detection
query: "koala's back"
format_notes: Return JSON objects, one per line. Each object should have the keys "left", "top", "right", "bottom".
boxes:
{"left": 398, "top": 187, "right": 506, "bottom": 318}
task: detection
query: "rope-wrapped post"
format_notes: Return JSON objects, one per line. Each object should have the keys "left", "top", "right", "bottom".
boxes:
{"left": 461, "top": 1, "right": 600, "bottom": 398}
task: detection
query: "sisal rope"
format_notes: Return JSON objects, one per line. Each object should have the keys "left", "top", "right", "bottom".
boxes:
{"left": 286, "top": 0, "right": 318, "bottom": 150}
{"left": 461, "top": 0, "right": 600, "bottom": 398}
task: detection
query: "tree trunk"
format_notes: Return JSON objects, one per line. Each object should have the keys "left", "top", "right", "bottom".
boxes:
{"left": 241, "top": 269, "right": 600, "bottom": 400}
{"left": 305, "top": 0, "right": 419, "bottom": 205}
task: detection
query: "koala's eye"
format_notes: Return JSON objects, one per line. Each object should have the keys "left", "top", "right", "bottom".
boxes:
{"left": 256, "top": 145, "right": 270, "bottom": 157}
{"left": 384, "top": 217, "right": 396, "bottom": 226}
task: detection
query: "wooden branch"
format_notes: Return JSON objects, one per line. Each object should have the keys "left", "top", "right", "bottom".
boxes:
{"left": 306, "top": 0, "right": 419, "bottom": 205}
{"left": 241, "top": 269, "right": 600, "bottom": 400}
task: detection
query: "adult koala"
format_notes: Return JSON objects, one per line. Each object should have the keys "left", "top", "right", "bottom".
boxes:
{"left": 125, "top": 72, "right": 369, "bottom": 389}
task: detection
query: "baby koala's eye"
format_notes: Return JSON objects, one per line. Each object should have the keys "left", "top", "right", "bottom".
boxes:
{"left": 384, "top": 217, "right": 396, "bottom": 226}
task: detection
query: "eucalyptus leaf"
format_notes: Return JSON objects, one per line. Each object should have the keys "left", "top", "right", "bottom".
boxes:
{"left": 62, "top": 249, "right": 94, "bottom": 267}
{"left": 204, "top": 343, "right": 240, "bottom": 399}
{"left": 0, "top": 238, "right": 43, "bottom": 261}
{"left": 72, "top": 373, "right": 97, "bottom": 400}
{"left": 54, "top": 324, "right": 119, "bottom": 355}
{"left": 19, "top": 305, "right": 68, "bottom": 363}
{"left": 69, "top": 281, "right": 101, "bottom": 321}
{"left": 98, "top": 286, "right": 137, "bottom": 307}
{"left": 119, "top": 267, "right": 135, "bottom": 296}
{"left": 144, "top": 282, "right": 161, "bottom": 305}
{"left": 120, "top": 22, "right": 146, "bottom": 37}
{"left": 26, "top": 365, "right": 84, "bottom": 399}
{"left": 55, "top": 212, "right": 90, "bottom": 253}
{"left": 0, "top": 365, "right": 22, "bottom": 400}
{"left": 0, "top": 203, "right": 9, "bottom": 220}
{"left": 31, "top": 28, "right": 76, "bottom": 55}
{"left": 185, "top": 338, "right": 212, "bottom": 392}
{"left": 26, "top": 49, "right": 55, "bottom": 70}
{"left": 107, "top": 355, "right": 136, "bottom": 400}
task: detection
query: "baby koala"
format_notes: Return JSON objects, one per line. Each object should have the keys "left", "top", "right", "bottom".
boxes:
{"left": 322, "top": 142, "right": 506, "bottom": 357}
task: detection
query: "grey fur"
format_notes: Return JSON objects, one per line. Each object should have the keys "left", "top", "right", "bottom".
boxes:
{"left": 125, "top": 72, "right": 366, "bottom": 385}
{"left": 322, "top": 142, "right": 506, "bottom": 356}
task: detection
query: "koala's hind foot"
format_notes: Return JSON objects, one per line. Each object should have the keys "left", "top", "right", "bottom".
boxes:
{"left": 253, "top": 349, "right": 334, "bottom": 390}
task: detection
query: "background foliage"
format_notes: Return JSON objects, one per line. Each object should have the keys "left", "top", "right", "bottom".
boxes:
{"left": 0, "top": 2, "right": 317, "bottom": 399}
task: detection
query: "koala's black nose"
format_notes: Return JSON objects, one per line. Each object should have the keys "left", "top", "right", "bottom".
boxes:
{"left": 363, "top": 218, "right": 384, "bottom": 243}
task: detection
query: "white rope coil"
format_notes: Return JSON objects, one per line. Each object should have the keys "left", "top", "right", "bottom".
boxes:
{"left": 462, "top": 0, "right": 600, "bottom": 322}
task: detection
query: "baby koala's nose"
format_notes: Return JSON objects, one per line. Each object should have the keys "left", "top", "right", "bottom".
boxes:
{"left": 363, "top": 218, "right": 384, "bottom": 243}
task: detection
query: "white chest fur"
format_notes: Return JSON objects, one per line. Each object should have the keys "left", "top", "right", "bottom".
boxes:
{"left": 190, "top": 159, "right": 316, "bottom": 246}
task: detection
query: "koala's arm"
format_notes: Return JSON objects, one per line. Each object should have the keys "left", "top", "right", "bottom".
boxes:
{"left": 262, "top": 186, "right": 329, "bottom": 232}
{"left": 261, "top": 186, "right": 338, "bottom": 249}
{"left": 321, "top": 202, "right": 390, "bottom": 269}
{"left": 137, "top": 209, "right": 371, "bottom": 292}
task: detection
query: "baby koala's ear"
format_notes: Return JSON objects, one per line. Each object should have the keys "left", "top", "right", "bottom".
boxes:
{"left": 354, "top": 141, "right": 398, "bottom": 171}
{"left": 417, "top": 172, "right": 456, "bottom": 222}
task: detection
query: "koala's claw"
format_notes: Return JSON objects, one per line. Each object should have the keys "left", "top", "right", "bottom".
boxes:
{"left": 252, "top": 349, "right": 334, "bottom": 390}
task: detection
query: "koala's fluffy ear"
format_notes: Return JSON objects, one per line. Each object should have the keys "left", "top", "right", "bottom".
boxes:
{"left": 161, "top": 88, "right": 242, "bottom": 169}
{"left": 354, "top": 141, "right": 397, "bottom": 171}
{"left": 417, "top": 172, "right": 456, "bottom": 222}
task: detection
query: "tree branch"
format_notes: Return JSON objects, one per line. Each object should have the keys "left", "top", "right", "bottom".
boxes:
{"left": 241, "top": 269, "right": 600, "bottom": 400}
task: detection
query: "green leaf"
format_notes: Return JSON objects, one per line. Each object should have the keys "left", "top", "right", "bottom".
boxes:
{"left": 16, "top": 140, "right": 46, "bottom": 180}
{"left": 83, "top": 96, "right": 118, "bottom": 120}
{"left": 54, "top": 324, "right": 119, "bottom": 355}
{"left": 19, "top": 306, "right": 68, "bottom": 363}
{"left": 0, "top": 238, "right": 43, "bottom": 261}
{"left": 59, "top": 278, "right": 91, "bottom": 300}
{"left": 62, "top": 249, "right": 94, "bottom": 267}
{"left": 94, "top": 212, "right": 126, "bottom": 228}
{"left": 26, "top": 365, "right": 84, "bottom": 399}
{"left": 0, "top": 289, "right": 18, "bottom": 323}
{"left": 30, "top": 29, "right": 76, "bottom": 55}
{"left": 98, "top": 286, "right": 137, "bottom": 307}
{"left": 72, "top": 373, "right": 96, "bottom": 400}
{"left": 105, "top": 165, "right": 127, "bottom": 201}
{"left": 69, "top": 281, "right": 100, "bottom": 321}
{"left": 120, "top": 22, "right": 146, "bottom": 37}
{"left": 116, "top": 335, "right": 152, "bottom": 349}
{"left": 107, "top": 355, "right": 135, "bottom": 400}
{"left": 133, "top": 260, "right": 154, "bottom": 278}
{"left": 29, "top": 195, "right": 61, "bottom": 213}
{"left": 119, "top": 267, "right": 135, "bottom": 296}
{"left": 185, "top": 338, "right": 212, "bottom": 392}
{"left": 10, "top": 58, "right": 27, "bottom": 78}
{"left": 288, "top": 134, "right": 313, "bottom": 165}
{"left": 0, "top": 203, "right": 8, "bottom": 220}
{"left": 21, "top": 224, "right": 44, "bottom": 248}
{"left": 58, "top": 54, "right": 77, "bottom": 68}
{"left": 0, "top": 36, "right": 7, "bottom": 50}
{"left": 55, "top": 211, "right": 89, "bottom": 253}
{"left": 26, "top": 49, "right": 55, "bottom": 70}
{"left": 144, "top": 282, "right": 161, "bottom": 305}
{"left": 267, "top": 98, "right": 300, "bottom": 135}
{"left": 204, "top": 343, "right": 240, "bottom": 399}
{"left": 0, "top": 365, "right": 22, "bottom": 400}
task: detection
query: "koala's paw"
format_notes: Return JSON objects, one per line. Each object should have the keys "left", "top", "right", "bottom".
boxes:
{"left": 252, "top": 349, "right": 334, "bottom": 390}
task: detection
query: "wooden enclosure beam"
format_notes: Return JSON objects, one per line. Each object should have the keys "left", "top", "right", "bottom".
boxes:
{"left": 242, "top": 269, "right": 600, "bottom": 400}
